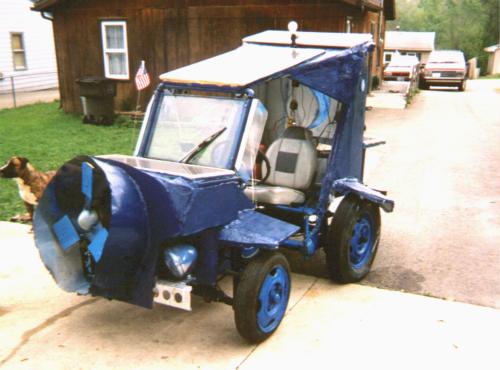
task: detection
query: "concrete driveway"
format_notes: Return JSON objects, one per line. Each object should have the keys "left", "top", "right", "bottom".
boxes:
{"left": 1, "top": 222, "right": 499, "bottom": 370}
{"left": 291, "top": 79, "right": 500, "bottom": 309}
{"left": 363, "top": 79, "right": 500, "bottom": 308}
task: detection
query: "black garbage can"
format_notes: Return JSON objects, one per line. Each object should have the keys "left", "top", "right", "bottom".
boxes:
{"left": 76, "top": 77, "right": 116, "bottom": 125}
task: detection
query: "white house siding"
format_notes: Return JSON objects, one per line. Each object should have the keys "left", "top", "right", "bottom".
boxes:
{"left": 0, "top": 0, "right": 58, "bottom": 93}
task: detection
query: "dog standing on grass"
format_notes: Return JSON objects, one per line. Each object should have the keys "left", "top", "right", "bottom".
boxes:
{"left": 0, "top": 156, "right": 55, "bottom": 222}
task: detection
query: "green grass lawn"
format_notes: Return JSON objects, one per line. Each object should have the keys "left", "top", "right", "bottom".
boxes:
{"left": 0, "top": 102, "right": 141, "bottom": 221}
{"left": 480, "top": 73, "right": 500, "bottom": 79}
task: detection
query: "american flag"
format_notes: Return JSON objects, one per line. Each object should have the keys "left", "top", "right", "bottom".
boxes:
{"left": 135, "top": 60, "right": 150, "bottom": 90}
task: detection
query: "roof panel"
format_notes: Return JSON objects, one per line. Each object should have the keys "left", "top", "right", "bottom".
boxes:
{"left": 243, "top": 30, "right": 373, "bottom": 49}
{"left": 385, "top": 31, "right": 436, "bottom": 52}
{"left": 160, "top": 44, "right": 324, "bottom": 87}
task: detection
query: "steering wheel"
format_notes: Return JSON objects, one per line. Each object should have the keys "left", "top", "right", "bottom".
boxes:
{"left": 257, "top": 149, "right": 271, "bottom": 183}
{"left": 209, "top": 142, "right": 271, "bottom": 182}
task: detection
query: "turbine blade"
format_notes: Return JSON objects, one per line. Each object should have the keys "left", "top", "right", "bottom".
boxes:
{"left": 53, "top": 215, "right": 80, "bottom": 251}
{"left": 88, "top": 225, "right": 108, "bottom": 263}
{"left": 81, "top": 162, "right": 94, "bottom": 207}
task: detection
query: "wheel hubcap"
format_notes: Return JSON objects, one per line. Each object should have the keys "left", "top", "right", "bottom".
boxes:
{"left": 257, "top": 265, "right": 289, "bottom": 333}
{"left": 349, "top": 215, "right": 374, "bottom": 269}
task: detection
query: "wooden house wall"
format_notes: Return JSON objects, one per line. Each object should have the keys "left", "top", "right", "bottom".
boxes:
{"left": 49, "top": 0, "right": 384, "bottom": 113}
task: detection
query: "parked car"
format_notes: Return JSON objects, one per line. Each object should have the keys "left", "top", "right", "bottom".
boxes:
{"left": 419, "top": 50, "right": 467, "bottom": 91}
{"left": 33, "top": 28, "right": 394, "bottom": 343}
{"left": 383, "top": 54, "right": 419, "bottom": 81}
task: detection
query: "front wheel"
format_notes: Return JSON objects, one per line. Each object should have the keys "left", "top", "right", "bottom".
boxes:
{"left": 325, "top": 194, "right": 381, "bottom": 283}
{"left": 234, "top": 251, "right": 291, "bottom": 343}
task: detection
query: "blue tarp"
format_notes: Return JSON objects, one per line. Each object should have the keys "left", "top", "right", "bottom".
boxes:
{"left": 35, "top": 156, "right": 253, "bottom": 308}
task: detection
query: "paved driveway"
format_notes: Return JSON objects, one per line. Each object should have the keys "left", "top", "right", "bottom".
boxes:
{"left": 364, "top": 79, "right": 500, "bottom": 308}
{"left": 0, "top": 89, "right": 59, "bottom": 110}
{"left": 1, "top": 222, "right": 499, "bottom": 370}
{"left": 289, "top": 79, "right": 500, "bottom": 309}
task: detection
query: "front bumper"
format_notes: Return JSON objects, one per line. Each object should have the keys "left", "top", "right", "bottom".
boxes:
{"left": 384, "top": 75, "right": 410, "bottom": 81}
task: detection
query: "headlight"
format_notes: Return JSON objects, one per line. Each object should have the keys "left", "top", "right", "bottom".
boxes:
{"left": 164, "top": 244, "right": 198, "bottom": 279}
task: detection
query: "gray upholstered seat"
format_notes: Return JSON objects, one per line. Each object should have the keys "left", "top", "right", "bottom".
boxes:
{"left": 245, "top": 126, "right": 317, "bottom": 205}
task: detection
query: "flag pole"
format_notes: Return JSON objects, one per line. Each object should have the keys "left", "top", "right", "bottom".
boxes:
{"left": 135, "top": 90, "right": 142, "bottom": 115}
{"left": 133, "top": 60, "right": 145, "bottom": 126}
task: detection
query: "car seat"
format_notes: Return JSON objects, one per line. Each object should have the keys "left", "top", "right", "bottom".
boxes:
{"left": 244, "top": 126, "right": 317, "bottom": 205}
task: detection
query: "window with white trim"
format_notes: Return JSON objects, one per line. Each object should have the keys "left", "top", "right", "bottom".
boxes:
{"left": 11, "top": 33, "right": 27, "bottom": 70}
{"left": 101, "top": 21, "right": 129, "bottom": 79}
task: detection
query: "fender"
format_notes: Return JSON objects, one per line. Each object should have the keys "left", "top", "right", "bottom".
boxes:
{"left": 332, "top": 177, "right": 394, "bottom": 212}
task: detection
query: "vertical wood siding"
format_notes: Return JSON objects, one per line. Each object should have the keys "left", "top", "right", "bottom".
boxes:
{"left": 49, "top": 0, "right": 385, "bottom": 113}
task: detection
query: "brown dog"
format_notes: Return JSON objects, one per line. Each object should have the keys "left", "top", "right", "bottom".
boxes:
{"left": 0, "top": 156, "right": 55, "bottom": 222}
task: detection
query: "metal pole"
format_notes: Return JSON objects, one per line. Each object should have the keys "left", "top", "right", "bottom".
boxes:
{"left": 10, "top": 76, "right": 17, "bottom": 108}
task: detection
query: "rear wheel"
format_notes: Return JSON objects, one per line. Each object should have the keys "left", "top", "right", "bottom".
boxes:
{"left": 325, "top": 194, "right": 381, "bottom": 283}
{"left": 234, "top": 251, "right": 291, "bottom": 343}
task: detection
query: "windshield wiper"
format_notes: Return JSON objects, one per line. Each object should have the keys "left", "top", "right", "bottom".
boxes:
{"left": 179, "top": 126, "right": 227, "bottom": 164}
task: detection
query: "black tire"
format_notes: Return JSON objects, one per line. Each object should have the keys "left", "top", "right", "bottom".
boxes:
{"left": 234, "top": 251, "right": 291, "bottom": 343}
{"left": 458, "top": 80, "right": 466, "bottom": 91}
{"left": 325, "top": 194, "right": 381, "bottom": 283}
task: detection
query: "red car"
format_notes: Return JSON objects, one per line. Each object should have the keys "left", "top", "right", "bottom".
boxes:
{"left": 384, "top": 55, "right": 419, "bottom": 82}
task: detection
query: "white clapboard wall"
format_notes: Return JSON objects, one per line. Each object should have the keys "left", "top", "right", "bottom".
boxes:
{"left": 0, "top": 0, "right": 58, "bottom": 93}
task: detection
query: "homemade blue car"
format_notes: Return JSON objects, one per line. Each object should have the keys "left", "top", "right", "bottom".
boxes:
{"left": 34, "top": 28, "right": 394, "bottom": 343}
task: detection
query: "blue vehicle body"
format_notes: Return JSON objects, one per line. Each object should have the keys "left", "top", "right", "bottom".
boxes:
{"left": 34, "top": 29, "right": 394, "bottom": 340}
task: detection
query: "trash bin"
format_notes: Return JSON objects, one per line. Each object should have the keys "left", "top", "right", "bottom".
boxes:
{"left": 76, "top": 76, "right": 116, "bottom": 125}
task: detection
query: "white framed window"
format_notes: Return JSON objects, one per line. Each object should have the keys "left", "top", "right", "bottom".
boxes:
{"left": 11, "top": 32, "right": 27, "bottom": 70}
{"left": 101, "top": 20, "right": 129, "bottom": 79}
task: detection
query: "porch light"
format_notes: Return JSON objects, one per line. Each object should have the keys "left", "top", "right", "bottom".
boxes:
{"left": 288, "top": 21, "right": 298, "bottom": 46}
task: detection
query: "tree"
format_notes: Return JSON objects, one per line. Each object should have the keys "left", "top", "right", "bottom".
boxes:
{"left": 388, "top": 0, "right": 499, "bottom": 72}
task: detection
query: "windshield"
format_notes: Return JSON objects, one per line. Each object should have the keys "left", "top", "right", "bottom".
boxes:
{"left": 145, "top": 93, "right": 247, "bottom": 169}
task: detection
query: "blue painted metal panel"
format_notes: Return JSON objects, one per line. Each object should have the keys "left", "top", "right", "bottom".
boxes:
{"left": 332, "top": 178, "right": 395, "bottom": 213}
{"left": 81, "top": 162, "right": 93, "bottom": 205}
{"left": 219, "top": 210, "right": 299, "bottom": 248}
{"left": 52, "top": 215, "right": 80, "bottom": 251}
{"left": 87, "top": 226, "right": 108, "bottom": 263}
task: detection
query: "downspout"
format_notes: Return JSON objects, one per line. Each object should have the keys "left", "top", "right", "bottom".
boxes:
{"left": 38, "top": 9, "right": 60, "bottom": 108}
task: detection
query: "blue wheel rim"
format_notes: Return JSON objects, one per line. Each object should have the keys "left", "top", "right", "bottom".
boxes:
{"left": 349, "top": 214, "right": 374, "bottom": 269}
{"left": 257, "top": 265, "right": 290, "bottom": 333}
